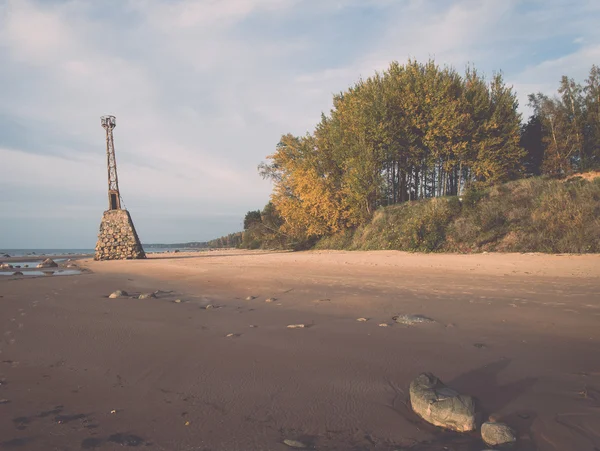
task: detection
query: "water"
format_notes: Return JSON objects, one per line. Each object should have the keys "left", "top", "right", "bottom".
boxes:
{"left": 0, "top": 247, "right": 204, "bottom": 259}
{"left": 0, "top": 249, "right": 94, "bottom": 258}
{"left": 0, "top": 269, "right": 82, "bottom": 277}
{"left": 2, "top": 259, "right": 66, "bottom": 267}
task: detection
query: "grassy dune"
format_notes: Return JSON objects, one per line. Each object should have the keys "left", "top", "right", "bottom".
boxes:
{"left": 315, "top": 175, "right": 600, "bottom": 253}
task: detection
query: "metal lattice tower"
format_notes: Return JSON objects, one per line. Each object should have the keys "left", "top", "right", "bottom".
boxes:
{"left": 101, "top": 115, "right": 121, "bottom": 210}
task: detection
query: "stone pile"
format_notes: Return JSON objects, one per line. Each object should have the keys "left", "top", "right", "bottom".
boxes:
{"left": 95, "top": 210, "right": 145, "bottom": 261}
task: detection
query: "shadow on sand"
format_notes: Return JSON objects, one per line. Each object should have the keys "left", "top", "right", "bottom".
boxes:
{"left": 448, "top": 359, "right": 538, "bottom": 415}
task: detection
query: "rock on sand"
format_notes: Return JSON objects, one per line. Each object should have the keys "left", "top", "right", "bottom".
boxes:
{"left": 138, "top": 293, "right": 157, "bottom": 299}
{"left": 409, "top": 372, "right": 477, "bottom": 432}
{"left": 481, "top": 422, "right": 517, "bottom": 447}
{"left": 283, "top": 439, "right": 307, "bottom": 448}
{"left": 37, "top": 258, "right": 58, "bottom": 268}
{"left": 109, "top": 290, "right": 128, "bottom": 299}
{"left": 393, "top": 314, "right": 435, "bottom": 325}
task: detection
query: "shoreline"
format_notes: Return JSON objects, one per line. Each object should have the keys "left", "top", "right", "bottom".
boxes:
{"left": 1, "top": 253, "right": 93, "bottom": 263}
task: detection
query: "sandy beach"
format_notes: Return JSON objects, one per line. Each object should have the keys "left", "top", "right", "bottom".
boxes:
{"left": 1, "top": 250, "right": 599, "bottom": 450}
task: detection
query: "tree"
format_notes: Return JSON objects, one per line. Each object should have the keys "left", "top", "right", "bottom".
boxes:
{"left": 472, "top": 73, "right": 524, "bottom": 184}
{"left": 243, "top": 210, "right": 262, "bottom": 230}
{"left": 583, "top": 65, "right": 600, "bottom": 169}
{"left": 521, "top": 115, "right": 545, "bottom": 176}
{"left": 528, "top": 93, "right": 573, "bottom": 175}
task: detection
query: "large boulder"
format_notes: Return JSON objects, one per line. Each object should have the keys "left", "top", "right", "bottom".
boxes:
{"left": 409, "top": 372, "right": 477, "bottom": 432}
{"left": 37, "top": 258, "right": 58, "bottom": 268}
{"left": 481, "top": 422, "right": 516, "bottom": 447}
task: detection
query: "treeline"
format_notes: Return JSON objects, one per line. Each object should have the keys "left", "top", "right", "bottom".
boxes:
{"left": 258, "top": 59, "right": 528, "bottom": 242}
{"left": 143, "top": 241, "right": 210, "bottom": 249}
{"left": 239, "top": 60, "right": 600, "bottom": 248}
{"left": 211, "top": 59, "right": 598, "bottom": 250}
{"left": 206, "top": 232, "right": 243, "bottom": 248}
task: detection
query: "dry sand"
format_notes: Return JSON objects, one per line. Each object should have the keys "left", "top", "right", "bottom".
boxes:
{"left": 1, "top": 250, "right": 599, "bottom": 450}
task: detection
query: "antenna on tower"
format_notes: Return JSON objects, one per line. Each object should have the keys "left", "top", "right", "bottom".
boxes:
{"left": 101, "top": 115, "right": 121, "bottom": 210}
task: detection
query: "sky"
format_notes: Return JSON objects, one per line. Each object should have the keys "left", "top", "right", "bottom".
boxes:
{"left": 1, "top": 0, "right": 599, "bottom": 248}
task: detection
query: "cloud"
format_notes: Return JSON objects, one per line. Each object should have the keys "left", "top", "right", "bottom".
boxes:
{"left": 1, "top": 0, "right": 599, "bottom": 247}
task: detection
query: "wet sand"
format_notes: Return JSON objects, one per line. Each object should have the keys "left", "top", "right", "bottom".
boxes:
{"left": 0, "top": 250, "right": 599, "bottom": 450}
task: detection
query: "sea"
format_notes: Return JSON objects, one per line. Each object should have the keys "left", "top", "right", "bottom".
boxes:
{"left": 0, "top": 247, "right": 186, "bottom": 258}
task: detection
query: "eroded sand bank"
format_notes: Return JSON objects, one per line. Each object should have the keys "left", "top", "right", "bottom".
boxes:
{"left": 0, "top": 250, "right": 599, "bottom": 450}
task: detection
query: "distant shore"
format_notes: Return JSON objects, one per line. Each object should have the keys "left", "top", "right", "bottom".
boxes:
{"left": 1, "top": 249, "right": 599, "bottom": 450}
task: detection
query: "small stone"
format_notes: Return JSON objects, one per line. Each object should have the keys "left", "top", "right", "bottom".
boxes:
{"left": 23, "top": 265, "right": 29, "bottom": 268}
{"left": 37, "top": 258, "right": 58, "bottom": 268}
{"left": 246, "top": 296, "right": 257, "bottom": 301}
{"left": 108, "top": 290, "right": 128, "bottom": 299}
{"left": 226, "top": 333, "right": 235, "bottom": 338}
{"left": 393, "top": 314, "right": 435, "bottom": 325}
{"left": 0, "top": 263, "right": 13, "bottom": 269}
{"left": 356, "top": 317, "right": 368, "bottom": 322}
{"left": 283, "top": 439, "right": 307, "bottom": 448}
{"left": 204, "top": 304, "right": 213, "bottom": 309}
{"left": 287, "top": 324, "right": 305, "bottom": 329}
{"left": 0, "top": 398, "right": 10, "bottom": 404}
{"left": 474, "top": 343, "right": 487, "bottom": 349}
{"left": 174, "top": 299, "right": 182, "bottom": 303}
{"left": 12, "top": 271, "right": 24, "bottom": 276}
{"left": 481, "top": 422, "right": 517, "bottom": 447}
{"left": 138, "top": 293, "right": 156, "bottom": 299}
{"left": 265, "top": 298, "right": 276, "bottom": 303}
{"left": 378, "top": 323, "right": 388, "bottom": 327}
{"left": 249, "top": 325, "right": 257, "bottom": 328}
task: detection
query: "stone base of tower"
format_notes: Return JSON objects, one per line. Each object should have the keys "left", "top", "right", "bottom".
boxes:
{"left": 94, "top": 209, "right": 146, "bottom": 261}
